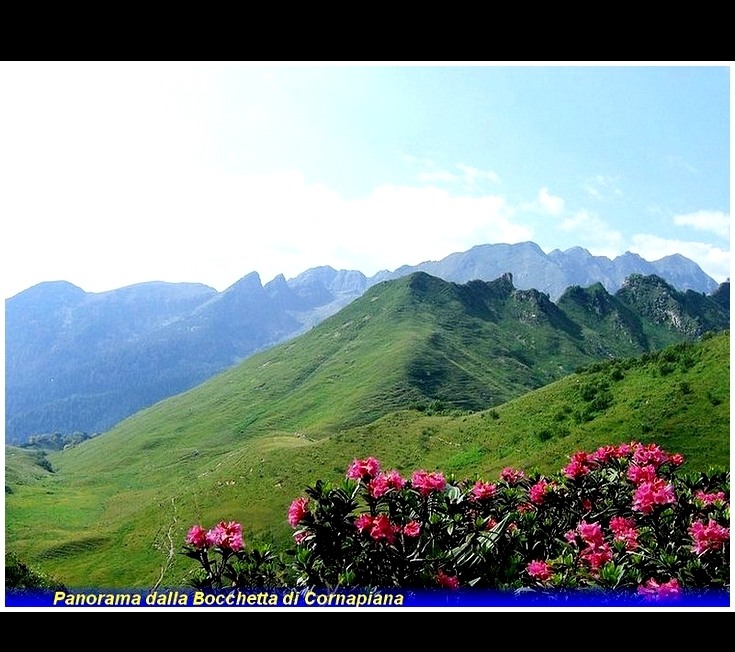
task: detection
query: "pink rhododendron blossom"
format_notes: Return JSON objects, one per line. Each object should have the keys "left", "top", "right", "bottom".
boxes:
{"left": 564, "top": 529, "right": 578, "bottom": 545}
{"left": 580, "top": 543, "right": 613, "bottom": 571}
{"left": 354, "top": 514, "right": 374, "bottom": 533}
{"left": 576, "top": 521, "right": 605, "bottom": 548}
{"left": 694, "top": 491, "right": 727, "bottom": 508}
{"left": 368, "top": 470, "right": 405, "bottom": 498}
{"left": 632, "top": 442, "right": 669, "bottom": 468}
{"left": 638, "top": 578, "right": 681, "bottom": 602}
{"left": 526, "top": 560, "right": 553, "bottom": 582}
{"left": 206, "top": 521, "right": 244, "bottom": 551}
{"left": 627, "top": 463, "right": 658, "bottom": 485}
{"left": 411, "top": 470, "right": 447, "bottom": 496}
{"left": 516, "top": 503, "right": 534, "bottom": 513}
{"left": 669, "top": 453, "right": 685, "bottom": 467}
{"left": 288, "top": 497, "right": 310, "bottom": 527}
{"left": 615, "top": 442, "right": 635, "bottom": 459}
{"left": 403, "top": 521, "right": 421, "bottom": 537}
{"left": 346, "top": 457, "right": 381, "bottom": 481}
{"left": 632, "top": 478, "right": 676, "bottom": 514}
{"left": 500, "top": 467, "right": 525, "bottom": 483}
{"left": 185, "top": 524, "right": 209, "bottom": 549}
{"left": 590, "top": 445, "right": 618, "bottom": 465}
{"left": 471, "top": 480, "right": 497, "bottom": 500}
{"left": 529, "top": 479, "right": 551, "bottom": 505}
{"left": 689, "top": 519, "right": 730, "bottom": 555}
{"left": 563, "top": 451, "right": 595, "bottom": 479}
{"left": 609, "top": 516, "right": 639, "bottom": 550}
{"left": 369, "top": 514, "right": 398, "bottom": 544}
{"left": 436, "top": 570, "right": 459, "bottom": 589}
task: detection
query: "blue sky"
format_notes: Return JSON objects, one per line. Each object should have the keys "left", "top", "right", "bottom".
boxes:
{"left": 1, "top": 62, "right": 730, "bottom": 299}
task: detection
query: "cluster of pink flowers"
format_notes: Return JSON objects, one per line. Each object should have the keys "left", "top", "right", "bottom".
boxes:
{"left": 566, "top": 521, "right": 612, "bottom": 572}
{"left": 529, "top": 478, "right": 556, "bottom": 505}
{"left": 368, "top": 470, "right": 405, "bottom": 498}
{"left": 411, "top": 469, "right": 447, "bottom": 496}
{"left": 689, "top": 519, "right": 730, "bottom": 555}
{"left": 563, "top": 451, "right": 596, "bottom": 479}
{"left": 499, "top": 467, "right": 525, "bottom": 484}
{"left": 470, "top": 480, "right": 497, "bottom": 500}
{"left": 632, "top": 442, "right": 683, "bottom": 468}
{"left": 694, "top": 490, "right": 728, "bottom": 508}
{"left": 609, "top": 516, "right": 639, "bottom": 551}
{"left": 526, "top": 560, "right": 553, "bottom": 582}
{"left": 347, "top": 456, "right": 381, "bottom": 481}
{"left": 638, "top": 577, "right": 682, "bottom": 602}
{"left": 632, "top": 478, "right": 676, "bottom": 514}
{"left": 288, "top": 497, "right": 310, "bottom": 527}
{"left": 354, "top": 513, "right": 420, "bottom": 543}
{"left": 185, "top": 521, "right": 244, "bottom": 552}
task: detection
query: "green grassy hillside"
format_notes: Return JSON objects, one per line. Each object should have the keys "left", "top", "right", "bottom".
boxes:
{"left": 5, "top": 330, "right": 728, "bottom": 589}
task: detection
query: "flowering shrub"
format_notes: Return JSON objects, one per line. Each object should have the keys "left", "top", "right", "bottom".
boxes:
{"left": 183, "top": 442, "right": 729, "bottom": 602}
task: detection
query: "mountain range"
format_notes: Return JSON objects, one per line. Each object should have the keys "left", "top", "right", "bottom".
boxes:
{"left": 5, "top": 241, "right": 727, "bottom": 444}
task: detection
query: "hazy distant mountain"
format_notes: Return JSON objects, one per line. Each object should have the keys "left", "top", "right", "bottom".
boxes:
{"left": 4, "top": 242, "right": 724, "bottom": 443}
{"left": 370, "top": 242, "right": 719, "bottom": 300}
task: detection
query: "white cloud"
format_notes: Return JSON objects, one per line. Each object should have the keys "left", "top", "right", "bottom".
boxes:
{"left": 1, "top": 169, "right": 533, "bottom": 297}
{"left": 629, "top": 234, "right": 730, "bottom": 283}
{"left": 538, "top": 187, "right": 565, "bottom": 215}
{"left": 558, "top": 210, "right": 624, "bottom": 258}
{"left": 456, "top": 164, "right": 501, "bottom": 186}
{"left": 520, "top": 187, "right": 565, "bottom": 216}
{"left": 673, "top": 210, "right": 730, "bottom": 239}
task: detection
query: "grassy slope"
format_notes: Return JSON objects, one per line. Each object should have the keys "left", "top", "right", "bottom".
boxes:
{"left": 5, "top": 331, "right": 729, "bottom": 589}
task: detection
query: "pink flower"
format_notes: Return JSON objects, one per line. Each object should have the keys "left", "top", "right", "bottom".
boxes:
{"left": 632, "top": 478, "right": 676, "bottom": 514}
{"left": 206, "top": 521, "right": 244, "bottom": 551}
{"left": 436, "top": 570, "right": 460, "bottom": 589}
{"left": 403, "top": 521, "right": 421, "bottom": 537}
{"left": 368, "top": 470, "right": 405, "bottom": 498}
{"left": 669, "top": 453, "right": 685, "bottom": 467}
{"left": 354, "top": 514, "right": 374, "bottom": 533}
{"left": 471, "top": 480, "right": 497, "bottom": 500}
{"left": 632, "top": 442, "right": 669, "bottom": 467}
{"left": 576, "top": 521, "right": 605, "bottom": 548}
{"left": 609, "top": 516, "right": 639, "bottom": 550}
{"left": 580, "top": 543, "right": 613, "bottom": 571}
{"left": 563, "top": 451, "right": 595, "bottom": 479}
{"left": 346, "top": 457, "right": 381, "bottom": 481}
{"left": 529, "top": 479, "right": 552, "bottom": 505}
{"left": 293, "top": 530, "right": 308, "bottom": 545}
{"left": 185, "top": 524, "right": 209, "bottom": 549}
{"left": 288, "top": 497, "right": 310, "bottom": 527}
{"left": 615, "top": 442, "right": 635, "bottom": 459}
{"left": 689, "top": 519, "right": 730, "bottom": 555}
{"left": 627, "top": 463, "right": 658, "bottom": 485}
{"left": 485, "top": 518, "right": 498, "bottom": 530}
{"left": 694, "top": 490, "right": 727, "bottom": 508}
{"left": 411, "top": 470, "right": 447, "bottom": 496}
{"left": 500, "top": 467, "right": 525, "bottom": 484}
{"left": 526, "top": 560, "right": 553, "bottom": 582}
{"left": 590, "top": 445, "right": 618, "bottom": 465}
{"left": 369, "top": 514, "right": 398, "bottom": 544}
{"left": 638, "top": 578, "right": 682, "bottom": 602}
